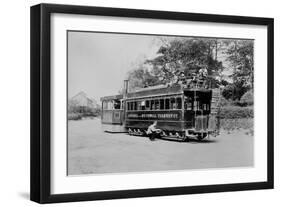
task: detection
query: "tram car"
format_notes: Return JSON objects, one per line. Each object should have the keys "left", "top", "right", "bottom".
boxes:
{"left": 100, "top": 78, "right": 221, "bottom": 141}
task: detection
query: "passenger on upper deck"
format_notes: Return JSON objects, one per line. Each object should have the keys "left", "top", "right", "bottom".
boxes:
{"left": 199, "top": 68, "right": 208, "bottom": 78}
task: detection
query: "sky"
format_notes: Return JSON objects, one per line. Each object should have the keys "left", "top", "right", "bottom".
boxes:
{"left": 67, "top": 31, "right": 251, "bottom": 104}
{"left": 68, "top": 31, "right": 160, "bottom": 103}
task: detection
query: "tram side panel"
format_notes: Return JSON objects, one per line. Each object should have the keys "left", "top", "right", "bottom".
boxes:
{"left": 124, "top": 110, "right": 185, "bottom": 133}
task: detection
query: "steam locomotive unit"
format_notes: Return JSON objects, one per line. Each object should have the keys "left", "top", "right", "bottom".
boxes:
{"left": 100, "top": 76, "right": 221, "bottom": 141}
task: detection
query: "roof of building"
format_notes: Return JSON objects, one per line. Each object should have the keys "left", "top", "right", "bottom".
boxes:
{"left": 70, "top": 91, "right": 97, "bottom": 107}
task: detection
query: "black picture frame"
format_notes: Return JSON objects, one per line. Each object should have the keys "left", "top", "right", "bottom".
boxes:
{"left": 30, "top": 3, "right": 274, "bottom": 204}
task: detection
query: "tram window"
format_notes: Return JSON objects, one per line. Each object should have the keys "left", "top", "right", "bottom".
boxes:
{"left": 165, "top": 98, "right": 170, "bottom": 110}
{"left": 133, "top": 102, "right": 137, "bottom": 110}
{"left": 114, "top": 100, "right": 121, "bottom": 109}
{"left": 155, "top": 100, "right": 160, "bottom": 110}
{"left": 194, "top": 100, "right": 199, "bottom": 110}
{"left": 141, "top": 100, "right": 146, "bottom": 110}
{"left": 176, "top": 97, "right": 182, "bottom": 109}
{"left": 103, "top": 101, "right": 106, "bottom": 110}
{"left": 171, "top": 98, "right": 176, "bottom": 109}
{"left": 160, "top": 99, "right": 164, "bottom": 110}
{"left": 145, "top": 100, "right": 150, "bottom": 110}
{"left": 128, "top": 102, "right": 131, "bottom": 111}
{"left": 151, "top": 100, "right": 155, "bottom": 110}
{"left": 202, "top": 103, "right": 210, "bottom": 111}
{"left": 137, "top": 101, "right": 141, "bottom": 110}
{"left": 107, "top": 101, "right": 112, "bottom": 110}
{"left": 184, "top": 97, "right": 193, "bottom": 110}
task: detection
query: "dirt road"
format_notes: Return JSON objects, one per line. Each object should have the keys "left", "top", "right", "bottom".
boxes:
{"left": 68, "top": 118, "right": 253, "bottom": 175}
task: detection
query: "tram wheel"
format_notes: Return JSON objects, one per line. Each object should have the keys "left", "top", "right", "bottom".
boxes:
{"left": 197, "top": 133, "right": 207, "bottom": 141}
{"left": 128, "top": 128, "right": 133, "bottom": 135}
{"left": 184, "top": 135, "right": 190, "bottom": 142}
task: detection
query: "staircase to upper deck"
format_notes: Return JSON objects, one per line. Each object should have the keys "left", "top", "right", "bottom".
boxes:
{"left": 208, "top": 88, "right": 221, "bottom": 133}
{"left": 211, "top": 88, "right": 221, "bottom": 115}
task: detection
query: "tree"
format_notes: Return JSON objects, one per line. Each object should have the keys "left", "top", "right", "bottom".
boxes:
{"left": 222, "top": 40, "right": 254, "bottom": 100}
{"left": 127, "top": 37, "right": 253, "bottom": 98}
{"left": 145, "top": 38, "right": 223, "bottom": 85}
{"left": 127, "top": 63, "right": 160, "bottom": 91}
{"left": 226, "top": 40, "right": 254, "bottom": 88}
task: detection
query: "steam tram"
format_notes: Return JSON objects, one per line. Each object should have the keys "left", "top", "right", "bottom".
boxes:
{"left": 100, "top": 79, "right": 220, "bottom": 141}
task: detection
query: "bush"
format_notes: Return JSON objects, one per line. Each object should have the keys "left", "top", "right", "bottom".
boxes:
{"left": 240, "top": 90, "right": 253, "bottom": 106}
{"left": 220, "top": 118, "right": 253, "bottom": 135}
{"left": 219, "top": 106, "right": 253, "bottom": 119}
{"left": 219, "top": 97, "right": 231, "bottom": 107}
{"left": 222, "top": 83, "right": 250, "bottom": 101}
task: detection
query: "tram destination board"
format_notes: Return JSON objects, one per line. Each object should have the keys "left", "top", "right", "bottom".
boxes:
{"left": 126, "top": 111, "right": 181, "bottom": 121}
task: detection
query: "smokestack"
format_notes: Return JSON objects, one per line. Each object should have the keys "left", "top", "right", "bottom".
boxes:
{"left": 123, "top": 80, "right": 129, "bottom": 98}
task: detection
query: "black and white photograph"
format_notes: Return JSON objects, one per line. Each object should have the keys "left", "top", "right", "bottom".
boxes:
{"left": 29, "top": 3, "right": 274, "bottom": 204}
{"left": 67, "top": 31, "right": 255, "bottom": 175}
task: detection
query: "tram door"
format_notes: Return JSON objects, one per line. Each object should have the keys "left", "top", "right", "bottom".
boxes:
{"left": 184, "top": 91, "right": 212, "bottom": 128}
{"left": 183, "top": 92, "right": 195, "bottom": 128}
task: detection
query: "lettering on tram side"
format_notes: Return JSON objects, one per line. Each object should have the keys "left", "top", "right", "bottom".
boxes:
{"left": 127, "top": 111, "right": 181, "bottom": 120}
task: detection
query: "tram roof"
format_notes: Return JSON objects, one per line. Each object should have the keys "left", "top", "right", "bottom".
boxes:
{"left": 100, "top": 94, "right": 123, "bottom": 101}
{"left": 127, "top": 84, "right": 183, "bottom": 99}
{"left": 126, "top": 84, "right": 212, "bottom": 99}
{"left": 100, "top": 84, "right": 212, "bottom": 101}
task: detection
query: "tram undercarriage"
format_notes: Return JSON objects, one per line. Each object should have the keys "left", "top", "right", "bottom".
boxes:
{"left": 127, "top": 127, "right": 219, "bottom": 142}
